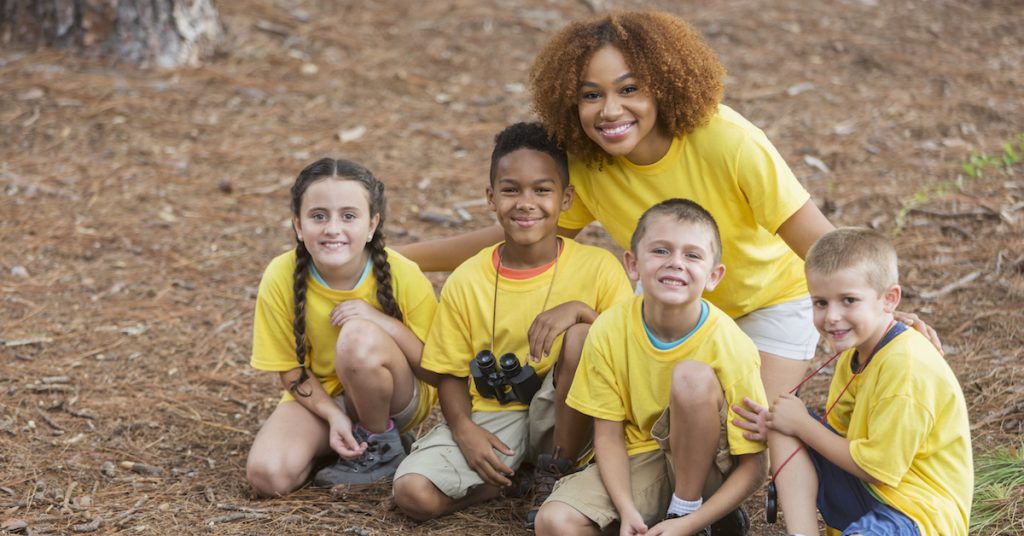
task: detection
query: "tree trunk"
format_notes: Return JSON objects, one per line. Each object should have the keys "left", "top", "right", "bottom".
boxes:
{"left": 0, "top": 0, "right": 223, "bottom": 68}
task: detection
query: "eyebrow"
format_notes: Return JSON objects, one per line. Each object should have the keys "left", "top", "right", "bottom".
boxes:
{"left": 579, "top": 72, "right": 635, "bottom": 88}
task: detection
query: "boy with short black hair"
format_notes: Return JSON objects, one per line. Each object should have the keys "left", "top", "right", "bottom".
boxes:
{"left": 536, "top": 198, "right": 767, "bottom": 536}
{"left": 391, "top": 122, "right": 633, "bottom": 523}
{"left": 766, "top": 227, "right": 972, "bottom": 536}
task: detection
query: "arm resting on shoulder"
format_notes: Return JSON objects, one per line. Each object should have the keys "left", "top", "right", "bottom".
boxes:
{"left": 395, "top": 225, "right": 505, "bottom": 272}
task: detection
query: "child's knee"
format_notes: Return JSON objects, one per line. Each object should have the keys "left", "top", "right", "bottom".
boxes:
{"left": 670, "top": 360, "right": 721, "bottom": 406}
{"left": 335, "top": 319, "right": 387, "bottom": 368}
{"left": 558, "top": 324, "right": 591, "bottom": 377}
{"left": 245, "top": 455, "right": 298, "bottom": 497}
{"left": 535, "top": 501, "right": 594, "bottom": 536}
{"left": 393, "top": 474, "right": 446, "bottom": 521}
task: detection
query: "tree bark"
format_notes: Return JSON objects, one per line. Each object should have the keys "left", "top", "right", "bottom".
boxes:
{"left": 0, "top": 0, "right": 223, "bottom": 68}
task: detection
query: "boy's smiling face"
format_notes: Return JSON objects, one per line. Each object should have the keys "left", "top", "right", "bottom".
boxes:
{"left": 486, "top": 148, "right": 572, "bottom": 251}
{"left": 624, "top": 215, "right": 724, "bottom": 308}
{"left": 807, "top": 266, "right": 901, "bottom": 356}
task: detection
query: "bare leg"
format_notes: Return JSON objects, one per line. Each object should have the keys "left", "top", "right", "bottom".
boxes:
{"left": 392, "top": 474, "right": 501, "bottom": 521}
{"left": 246, "top": 401, "right": 332, "bottom": 496}
{"left": 761, "top": 351, "right": 818, "bottom": 532}
{"left": 552, "top": 323, "right": 591, "bottom": 460}
{"left": 335, "top": 318, "right": 417, "bottom": 433}
{"left": 535, "top": 501, "right": 602, "bottom": 536}
{"left": 669, "top": 360, "right": 723, "bottom": 501}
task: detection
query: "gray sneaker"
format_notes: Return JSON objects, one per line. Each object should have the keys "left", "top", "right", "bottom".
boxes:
{"left": 312, "top": 423, "right": 406, "bottom": 487}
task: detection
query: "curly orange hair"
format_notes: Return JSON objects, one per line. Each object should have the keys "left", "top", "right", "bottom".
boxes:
{"left": 529, "top": 11, "right": 726, "bottom": 164}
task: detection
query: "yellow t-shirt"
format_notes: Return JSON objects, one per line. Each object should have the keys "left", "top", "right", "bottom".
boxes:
{"left": 827, "top": 328, "right": 972, "bottom": 535}
{"left": 559, "top": 104, "right": 810, "bottom": 318}
{"left": 422, "top": 238, "right": 633, "bottom": 413}
{"left": 568, "top": 296, "right": 768, "bottom": 457}
{"left": 250, "top": 248, "right": 438, "bottom": 432}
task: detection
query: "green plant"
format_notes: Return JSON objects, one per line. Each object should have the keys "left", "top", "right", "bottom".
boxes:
{"left": 971, "top": 442, "right": 1024, "bottom": 534}
{"left": 896, "top": 133, "right": 1024, "bottom": 229}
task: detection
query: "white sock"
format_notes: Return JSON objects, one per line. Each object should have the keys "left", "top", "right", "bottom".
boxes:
{"left": 666, "top": 494, "right": 702, "bottom": 517}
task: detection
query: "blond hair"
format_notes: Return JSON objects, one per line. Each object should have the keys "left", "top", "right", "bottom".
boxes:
{"left": 805, "top": 227, "right": 898, "bottom": 293}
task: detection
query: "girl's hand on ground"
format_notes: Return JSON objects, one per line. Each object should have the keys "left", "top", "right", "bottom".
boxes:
{"left": 527, "top": 302, "right": 585, "bottom": 362}
{"left": 893, "top": 310, "right": 942, "bottom": 354}
{"left": 327, "top": 415, "right": 367, "bottom": 459}
{"left": 330, "top": 299, "right": 385, "bottom": 327}
{"left": 618, "top": 507, "right": 648, "bottom": 535}
{"left": 766, "top": 394, "right": 810, "bottom": 437}
{"left": 452, "top": 423, "right": 515, "bottom": 487}
{"left": 732, "top": 396, "right": 769, "bottom": 442}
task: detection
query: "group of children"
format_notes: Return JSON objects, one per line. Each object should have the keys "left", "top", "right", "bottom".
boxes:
{"left": 245, "top": 10, "right": 973, "bottom": 536}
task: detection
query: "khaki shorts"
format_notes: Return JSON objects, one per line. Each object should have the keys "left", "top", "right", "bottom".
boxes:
{"left": 545, "top": 405, "right": 733, "bottom": 529}
{"left": 393, "top": 372, "right": 555, "bottom": 499}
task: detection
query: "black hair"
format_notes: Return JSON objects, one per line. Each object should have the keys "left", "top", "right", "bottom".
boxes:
{"left": 287, "top": 158, "right": 402, "bottom": 396}
{"left": 489, "top": 122, "right": 570, "bottom": 187}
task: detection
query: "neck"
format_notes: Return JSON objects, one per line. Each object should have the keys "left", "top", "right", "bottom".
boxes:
{"left": 499, "top": 237, "right": 561, "bottom": 270}
{"left": 625, "top": 129, "right": 673, "bottom": 166}
{"left": 316, "top": 250, "right": 369, "bottom": 290}
{"left": 642, "top": 298, "right": 702, "bottom": 342}
{"left": 855, "top": 314, "right": 896, "bottom": 361}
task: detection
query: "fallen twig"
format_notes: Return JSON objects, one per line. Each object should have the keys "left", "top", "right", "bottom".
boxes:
{"left": 206, "top": 512, "right": 269, "bottom": 525}
{"left": 73, "top": 518, "right": 101, "bottom": 532}
{"left": 1, "top": 336, "right": 52, "bottom": 347}
{"left": 119, "top": 461, "right": 164, "bottom": 476}
{"left": 919, "top": 271, "right": 981, "bottom": 301}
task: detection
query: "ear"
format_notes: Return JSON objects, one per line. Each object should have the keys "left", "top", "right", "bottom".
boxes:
{"left": 882, "top": 284, "right": 902, "bottom": 313}
{"left": 704, "top": 263, "right": 727, "bottom": 292}
{"left": 485, "top": 185, "right": 496, "bottom": 212}
{"left": 560, "top": 184, "right": 575, "bottom": 212}
{"left": 367, "top": 213, "right": 381, "bottom": 242}
{"left": 622, "top": 250, "right": 640, "bottom": 283}
{"left": 292, "top": 216, "right": 303, "bottom": 242}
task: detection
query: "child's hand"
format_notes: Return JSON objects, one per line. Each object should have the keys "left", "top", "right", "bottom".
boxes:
{"left": 894, "top": 310, "right": 942, "bottom": 353}
{"left": 766, "top": 394, "right": 810, "bottom": 437}
{"left": 327, "top": 414, "right": 367, "bottom": 459}
{"left": 527, "top": 301, "right": 590, "bottom": 362}
{"left": 647, "top": 514, "right": 695, "bottom": 536}
{"left": 731, "top": 396, "right": 769, "bottom": 442}
{"left": 330, "top": 299, "right": 385, "bottom": 327}
{"left": 618, "top": 507, "right": 648, "bottom": 535}
{"left": 451, "top": 422, "right": 516, "bottom": 488}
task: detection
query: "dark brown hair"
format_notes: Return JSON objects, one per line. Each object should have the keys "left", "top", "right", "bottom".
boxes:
{"left": 288, "top": 158, "right": 402, "bottom": 396}
{"left": 530, "top": 10, "right": 725, "bottom": 164}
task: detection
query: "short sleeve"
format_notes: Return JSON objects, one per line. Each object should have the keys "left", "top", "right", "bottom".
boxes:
{"left": 733, "top": 129, "right": 810, "bottom": 234}
{"left": 420, "top": 282, "right": 475, "bottom": 377}
{"left": 557, "top": 163, "right": 597, "bottom": 232}
{"left": 394, "top": 264, "right": 438, "bottom": 343}
{"left": 567, "top": 328, "right": 626, "bottom": 421}
{"left": 251, "top": 264, "right": 301, "bottom": 372}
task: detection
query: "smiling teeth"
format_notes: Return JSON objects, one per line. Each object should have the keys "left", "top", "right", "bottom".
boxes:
{"left": 602, "top": 123, "right": 631, "bottom": 135}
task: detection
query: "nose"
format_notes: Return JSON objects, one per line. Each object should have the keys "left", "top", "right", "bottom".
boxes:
{"left": 324, "top": 216, "right": 342, "bottom": 234}
{"left": 824, "top": 304, "right": 841, "bottom": 324}
{"left": 601, "top": 94, "right": 622, "bottom": 121}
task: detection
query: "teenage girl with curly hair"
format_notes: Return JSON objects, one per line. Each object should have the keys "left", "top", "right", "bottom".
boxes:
{"left": 247, "top": 158, "right": 438, "bottom": 496}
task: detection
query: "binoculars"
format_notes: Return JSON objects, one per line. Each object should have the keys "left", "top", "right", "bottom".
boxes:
{"left": 469, "top": 350, "right": 542, "bottom": 405}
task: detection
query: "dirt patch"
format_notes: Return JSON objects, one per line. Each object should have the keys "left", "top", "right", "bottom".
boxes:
{"left": 1, "top": 0, "right": 1022, "bottom": 534}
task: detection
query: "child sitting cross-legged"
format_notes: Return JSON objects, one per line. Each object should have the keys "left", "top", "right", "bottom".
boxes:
{"left": 535, "top": 198, "right": 768, "bottom": 536}
{"left": 391, "top": 122, "right": 633, "bottom": 524}
{"left": 764, "top": 227, "right": 973, "bottom": 536}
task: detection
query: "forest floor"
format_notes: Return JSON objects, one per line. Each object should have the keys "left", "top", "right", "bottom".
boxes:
{"left": 1, "top": 0, "right": 1022, "bottom": 534}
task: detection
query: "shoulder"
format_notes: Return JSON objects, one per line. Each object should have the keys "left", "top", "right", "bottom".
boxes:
{"left": 686, "top": 104, "right": 772, "bottom": 155}
{"left": 440, "top": 246, "right": 494, "bottom": 294}
{"left": 562, "top": 239, "right": 621, "bottom": 265}
{"left": 701, "top": 304, "right": 760, "bottom": 357}
{"left": 259, "top": 250, "right": 298, "bottom": 288}
{"left": 384, "top": 247, "right": 431, "bottom": 282}
{"left": 590, "top": 296, "right": 638, "bottom": 335}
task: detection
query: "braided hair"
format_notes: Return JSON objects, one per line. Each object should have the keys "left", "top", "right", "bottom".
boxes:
{"left": 288, "top": 158, "right": 402, "bottom": 396}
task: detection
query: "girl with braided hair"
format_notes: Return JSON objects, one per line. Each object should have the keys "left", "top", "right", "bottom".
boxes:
{"left": 247, "top": 158, "right": 438, "bottom": 496}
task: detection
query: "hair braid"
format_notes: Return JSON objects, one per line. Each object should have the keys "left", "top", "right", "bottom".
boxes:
{"left": 289, "top": 241, "right": 313, "bottom": 397}
{"left": 368, "top": 226, "right": 403, "bottom": 322}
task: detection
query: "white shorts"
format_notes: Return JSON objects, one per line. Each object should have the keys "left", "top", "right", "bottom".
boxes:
{"left": 734, "top": 296, "right": 818, "bottom": 361}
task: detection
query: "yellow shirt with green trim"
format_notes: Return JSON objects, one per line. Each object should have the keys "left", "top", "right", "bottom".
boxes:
{"left": 250, "top": 248, "right": 438, "bottom": 432}
{"left": 567, "top": 295, "right": 767, "bottom": 457}
{"left": 559, "top": 104, "right": 810, "bottom": 318}
{"left": 422, "top": 238, "right": 633, "bottom": 413}
{"left": 827, "top": 328, "right": 972, "bottom": 535}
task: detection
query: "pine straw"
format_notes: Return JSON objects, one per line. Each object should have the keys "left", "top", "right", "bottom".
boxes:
{"left": 2, "top": 0, "right": 1023, "bottom": 534}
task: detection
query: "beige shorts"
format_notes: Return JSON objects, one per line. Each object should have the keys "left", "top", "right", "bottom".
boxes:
{"left": 333, "top": 379, "right": 420, "bottom": 431}
{"left": 545, "top": 405, "right": 734, "bottom": 529}
{"left": 393, "top": 372, "right": 555, "bottom": 499}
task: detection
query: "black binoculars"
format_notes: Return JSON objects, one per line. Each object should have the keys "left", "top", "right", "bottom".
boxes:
{"left": 469, "top": 350, "right": 542, "bottom": 405}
